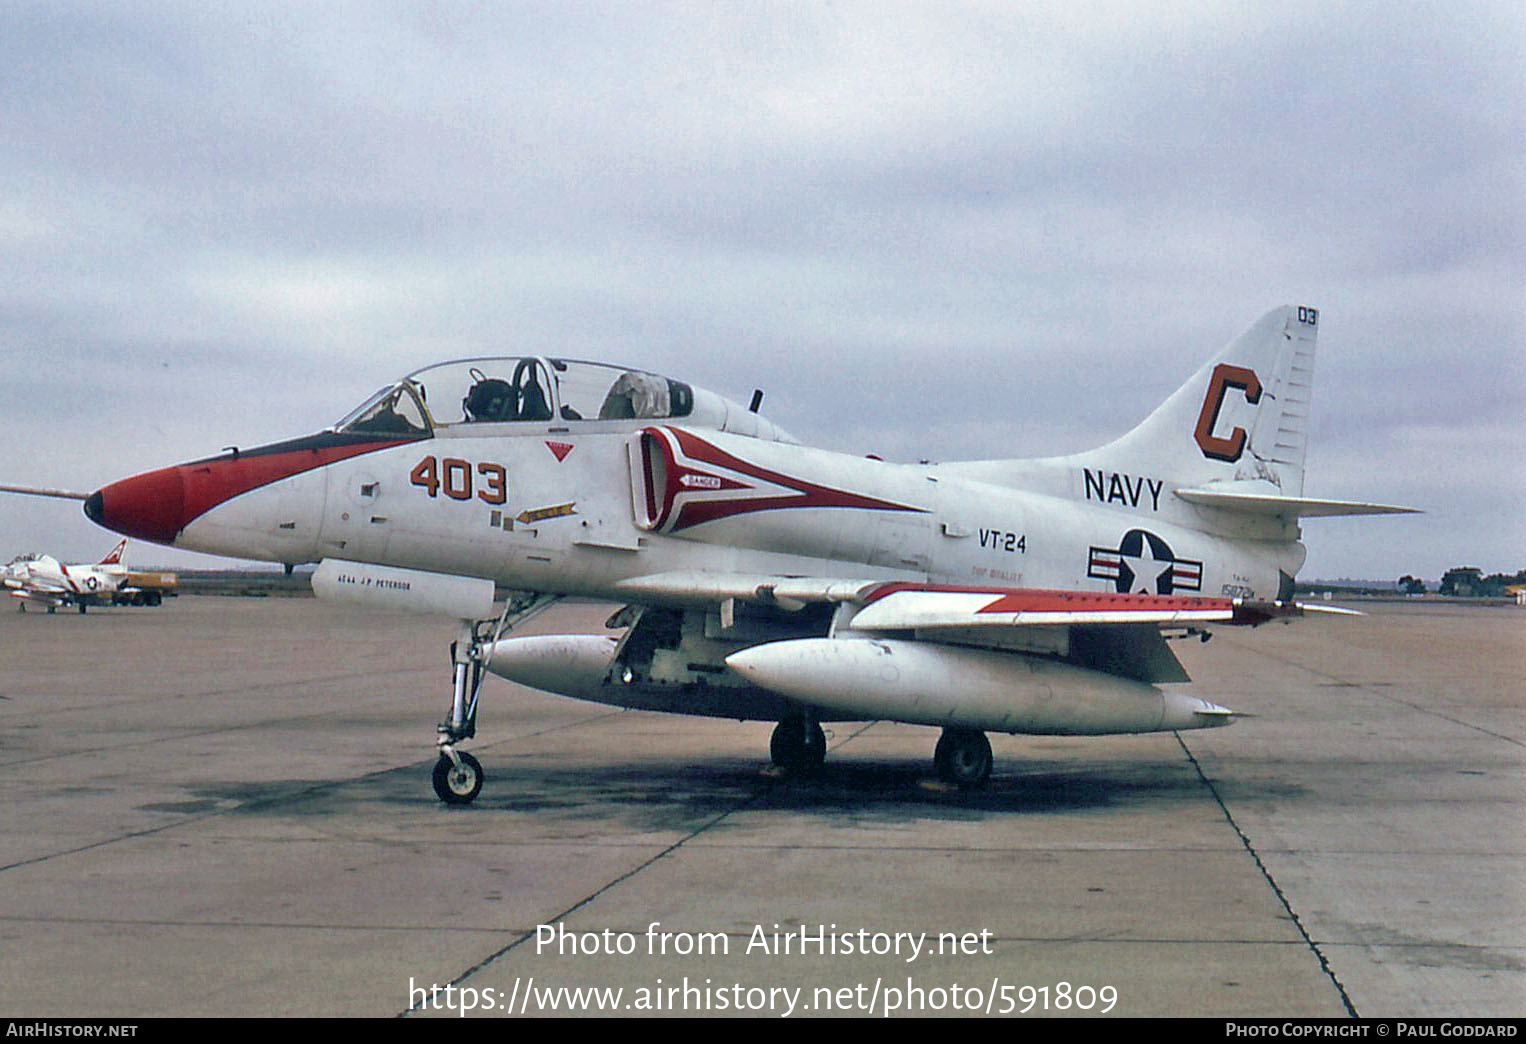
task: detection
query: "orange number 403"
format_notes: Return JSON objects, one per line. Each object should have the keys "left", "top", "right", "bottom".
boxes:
{"left": 410, "top": 456, "right": 507, "bottom": 505}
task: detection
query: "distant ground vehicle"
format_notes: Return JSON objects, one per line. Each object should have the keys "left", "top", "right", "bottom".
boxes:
{"left": 113, "top": 571, "right": 178, "bottom": 607}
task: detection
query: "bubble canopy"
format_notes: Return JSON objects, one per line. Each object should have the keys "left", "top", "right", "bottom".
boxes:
{"left": 334, "top": 357, "right": 794, "bottom": 443}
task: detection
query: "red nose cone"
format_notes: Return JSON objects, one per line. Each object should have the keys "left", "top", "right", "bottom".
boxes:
{"left": 85, "top": 467, "right": 189, "bottom": 546}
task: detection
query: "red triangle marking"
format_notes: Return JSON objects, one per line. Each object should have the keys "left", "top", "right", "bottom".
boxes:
{"left": 546, "top": 441, "right": 574, "bottom": 462}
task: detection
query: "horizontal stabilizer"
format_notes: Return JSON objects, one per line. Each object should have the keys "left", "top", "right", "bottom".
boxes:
{"left": 1175, "top": 488, "right": 1419, "bottom": 518}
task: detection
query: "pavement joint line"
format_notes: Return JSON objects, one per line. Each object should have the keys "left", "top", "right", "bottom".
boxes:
{"left": 1176, "top": 732, "right": 1360, "bottom": 1019}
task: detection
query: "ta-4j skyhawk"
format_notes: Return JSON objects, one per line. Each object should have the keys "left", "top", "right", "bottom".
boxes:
{"left": 81, "top": 306, "right": 1413, "bottom": 802}
{"left": 3, "top": 539, "right": 129, "bottom": 613}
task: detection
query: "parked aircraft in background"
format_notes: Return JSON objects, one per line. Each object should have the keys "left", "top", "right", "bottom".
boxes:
{"left": 78, "top": 306, "right": 1413, "bottom": 801}
{"left": 4, "top": 540, "right": 130, "bottom": 613}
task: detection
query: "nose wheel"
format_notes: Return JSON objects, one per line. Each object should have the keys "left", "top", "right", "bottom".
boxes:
{"left": 432, "top": 751, "right": 484, "bottom": 805}
{"left": 934, "top": 728, "right": 993, "bottom": 790}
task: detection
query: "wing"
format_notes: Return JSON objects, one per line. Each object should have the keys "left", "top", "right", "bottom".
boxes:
{"left": 848, "top": 585, "right": 1238, "bottom": 628}
{"left": 486, "top": 570, "right": 1304, "bottom": 737}
{"left": 611, "top": 571, "right": 1304, "bottom": 687}
{"left": 5, "top": 580, "right": 68, "bottom": 609}
{"left": 616, "top": 570, "right": 1292, "bottom": 625}
{"left": 6, "top": 574, "right": 66, "bottom": 596}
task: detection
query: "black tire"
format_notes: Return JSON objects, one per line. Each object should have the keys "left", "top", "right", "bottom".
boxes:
{"left": 770, "top": 719, "right": 826, "bottom": 772}
{"left": 432, "top": 752, "right": 484, "bottom": 805}
{"left": 934, "top": 728, "right": 992, "bottom": 790}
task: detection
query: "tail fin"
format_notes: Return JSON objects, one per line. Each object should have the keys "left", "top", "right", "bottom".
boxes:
{"left": 946, "top": 306, "right": 1416, "bottom": 527}
{"left": 1073, "top": 306, "right": 1415, "bottom": 521}
{"left": 98, "top": 539, "right": 127, "bottom": 566}
{"left": 1087, "top": 305, "right": 1319, "bottom": 497}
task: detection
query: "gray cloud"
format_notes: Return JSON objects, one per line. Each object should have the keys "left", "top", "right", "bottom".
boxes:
{"left": 2, "top": 1, "right": 1520, "bottom": 580}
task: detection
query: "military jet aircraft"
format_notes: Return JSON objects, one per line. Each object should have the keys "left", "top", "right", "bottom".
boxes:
{"left": 80, "top": 306, "right": 1413, "bottom": 801}
{"left": 4, "top": 539, "right": 129, "bottom": 613}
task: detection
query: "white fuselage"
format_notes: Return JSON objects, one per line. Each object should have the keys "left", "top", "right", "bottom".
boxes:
{"left": 172, "top": 422, "right": 1301, "bottom": 604}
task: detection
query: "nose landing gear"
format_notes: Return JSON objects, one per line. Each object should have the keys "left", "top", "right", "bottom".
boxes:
{"left": 432, "top": 750, "right": 484, "bottom": 805}
{"left": 431, "top": 593, "right": 559, "bottom": 805}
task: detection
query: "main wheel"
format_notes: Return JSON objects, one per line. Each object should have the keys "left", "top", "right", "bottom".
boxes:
{"left": 934, "top": 729, "right": 992, "bottom": 790}
{"left": 432, "top": 752, "right": 484, "bottom": 805}
{"left": 770, "top": 719, "right": 826, "bottom": 772}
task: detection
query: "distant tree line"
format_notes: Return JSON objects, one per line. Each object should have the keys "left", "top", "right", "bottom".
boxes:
{"left": 1421, "top": 567, "right": 1526, "bottom": 597}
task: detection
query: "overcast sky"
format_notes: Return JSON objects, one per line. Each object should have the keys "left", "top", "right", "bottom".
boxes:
{"left": 1, "top": 1, "right": 1520, "bottom": 581}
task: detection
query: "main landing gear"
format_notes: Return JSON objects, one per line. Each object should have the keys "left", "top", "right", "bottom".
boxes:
{"left": 769, "top": 716, "right": 826, "bottom": 772}
{"left": 767, "top": 718, "right": 993, "bottom": 790}
{"left": 934, "top": 727, "right": 993, "bottom": 790}
{"left": 431, "top": 594, "right": 559, "bottom": 805}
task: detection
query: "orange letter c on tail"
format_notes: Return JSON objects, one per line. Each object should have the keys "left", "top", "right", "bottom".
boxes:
{"left": 1194, "top": 363, "right": 1262, "bottom": 462}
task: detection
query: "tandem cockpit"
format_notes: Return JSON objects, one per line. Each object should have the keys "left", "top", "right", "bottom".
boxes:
{"left": 335, "top": 357, "right": 795, "bottom": 443}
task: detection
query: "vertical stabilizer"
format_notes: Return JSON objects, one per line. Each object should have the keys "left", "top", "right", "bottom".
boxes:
{"left": 1086, "top": 305, "right": 1318, "bottom": 497}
